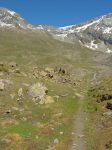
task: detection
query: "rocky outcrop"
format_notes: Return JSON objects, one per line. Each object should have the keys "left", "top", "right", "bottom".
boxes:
{"left": 28, "top": 83, "right": 48, "bottom": 102}
{"left": 89, "top": 77, "right": 112, "bottom": 102}
{"left": 106, "top": 103, "right": 112, "bottom": 110}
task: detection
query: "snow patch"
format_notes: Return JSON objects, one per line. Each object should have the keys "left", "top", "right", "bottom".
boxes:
{"left": 84, "top": 41, "right": 98, "bottom": 50}
{"left": 27, "top": 24, "right": 44, "bottom": 30}
{"left": 36, "top": 25, "right": 44, "bottom": 30}
{"left": 94, "top": 26, "right": 100, "bottom": 31}
{"left": 58, "top": 17, "right": 103, "bottom": 34}
{"left": 75, "top": 18, "right": 102, "bottom": 32}
{"left": 103, "top": 27, "right": 112, "bottom": 34}
{"left": 0, "top": 21, "right": 14, "bottom": 27}
{"left": 18, "top": 23, "right": 26, "bottom": 29}
{"left": 47, "top": 29, "right": 51, "bottom": 32}
{"left": 106, "top": 48, "right": 112, "bottom": 53}
{"left": 56, "top": 33, "right": 67, "bottom": 38}
{"left": 67, "top": 29, "right": 75, "bottom": 33}
{"left": 7, "top": 10, "right": 15, "bottom": 16}
{"left": 59, "top": 25, "right": 75, "bottom": 30}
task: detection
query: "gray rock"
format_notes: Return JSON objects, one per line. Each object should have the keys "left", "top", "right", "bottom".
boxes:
{"left": 47, "top": 146, "right": 55, "bottom": 150}
{"left": 14, "top": 69, "right": 20, "bottom": 73}
{"left": 18, "top": 88, "right": 23, "bottom": 97}
{"left": 29, "top": 83, "right": 48, "bottom": 100}
{"left": 103, "top": 111, "right": 112, "bottom": 117}
{"left": 54, "top": 138, "right": 59, "bottom": 144}
{"left": 0, "top": 81, "right": 5, "bottom": 91}
{"left": 0, "top": 79, "right": 13, "bottom": 85}
{"left": 9, "top": 62, "right": 18, "bottom": 68}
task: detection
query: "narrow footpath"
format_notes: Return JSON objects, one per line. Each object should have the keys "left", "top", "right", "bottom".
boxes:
{"left": 71, "top": 93, "right": 86, "bottom": 150}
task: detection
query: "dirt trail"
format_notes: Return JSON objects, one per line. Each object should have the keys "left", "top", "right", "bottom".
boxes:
{"left": 71, "top": 93, "right": 86, "bottom": 150}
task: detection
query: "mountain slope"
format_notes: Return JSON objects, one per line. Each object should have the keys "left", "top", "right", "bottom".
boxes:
{"left": 48, "top": 14, "right": 112, "bottom": 53}
{"left": 0, "top": 8, "right": 112, "bottom": 53}
{"left": 0, "top": 8, "right": 112, "bottom": 150}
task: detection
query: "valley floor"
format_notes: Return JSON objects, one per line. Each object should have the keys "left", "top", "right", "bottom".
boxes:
{"left": 0, "top": 62, "right": 112, "bottom": 150}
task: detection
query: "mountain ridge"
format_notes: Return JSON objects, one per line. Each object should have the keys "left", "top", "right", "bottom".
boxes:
{"left": 0, "top": 7, "right": 112, "bottom": 53}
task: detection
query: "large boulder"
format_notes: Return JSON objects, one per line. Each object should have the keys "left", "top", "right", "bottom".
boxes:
{"left": 28, "top": 83, "right": 48, "bottom": 100}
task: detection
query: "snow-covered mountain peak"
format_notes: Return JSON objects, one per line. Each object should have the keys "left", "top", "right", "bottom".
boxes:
{"left": 0, "top": 7, "right": 16, "bottom": 16}
{"left": 47, "top": 13, "right": 112, "bottom": 53}
{"left": 58, "top": 15, "right": 108, "bottom": 32}
{"left": 0, "top": 8, "right": 112, "bottom": 54}
{"left": 0, "top": 8, "right": 46, "bottom": 31}
{"left": 0, "top": 8, "right": 27, "bottom": 29}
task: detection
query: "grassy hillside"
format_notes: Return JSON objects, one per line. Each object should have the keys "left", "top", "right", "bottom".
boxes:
{"left": 0, "top": 30, "right": 102, "bottom": 67}
{"left": 0, "top": 29, "right": 111, "bottom": 150}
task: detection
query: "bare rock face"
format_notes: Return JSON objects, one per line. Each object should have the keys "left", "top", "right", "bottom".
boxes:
{"left": 28, "top": 83, "right": 48, "bottom": 101}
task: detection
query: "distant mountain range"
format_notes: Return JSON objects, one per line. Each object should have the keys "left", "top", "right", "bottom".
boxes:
{"left": 0, "top": 7, "right": 112, "bottom": 53}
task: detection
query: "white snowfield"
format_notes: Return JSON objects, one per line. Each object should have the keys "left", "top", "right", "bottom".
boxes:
{"left": 84, "top": 41, "right": 98, "bottom": 50}
{"left": 106, "top": 48, "right": 112, "bottom": 53}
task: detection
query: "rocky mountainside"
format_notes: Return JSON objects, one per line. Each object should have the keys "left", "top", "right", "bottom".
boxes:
{"left": 0, "top": 8, "right": 27, "bottom": 29}
{"left": 0, "top": 7, "right": 112, "bottom": 53}
{"left": 48, "top": 14, "right": 112, "bottom": 53}
{"left": 0, "top": 7, "right": 44, "bottom": 30}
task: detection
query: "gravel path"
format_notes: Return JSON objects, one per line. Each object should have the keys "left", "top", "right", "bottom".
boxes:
{"left": 71, "top": 93, "right": 86, "bottom": 150}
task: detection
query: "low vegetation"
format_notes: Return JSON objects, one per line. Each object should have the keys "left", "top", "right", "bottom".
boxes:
{"left": 85, "top": 77, "right": 112, "bottom": 150}
{"left": 0, "top": 61, "right": 79, "bottom": 150}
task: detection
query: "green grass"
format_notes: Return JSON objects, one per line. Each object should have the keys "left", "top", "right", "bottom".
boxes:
{"left": 0, "top": 74, "right": 79, "bottom": 150}
{"left": 0, "top": 29, "right": 101, "bottom": 70}
{"left": 5, "top": 123, "right": 35, "bottom": 138}
{"left": 84, "top": 76, "right": 112, "bottom": 150}
{"left": 0, "top": 28, "right": 111, "bottom": 150}
{"left": 58, "top": 96, "right": 79, "bottom": 115}
{"left": 84, "top": 95, "right": 97, "bottom": 150}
